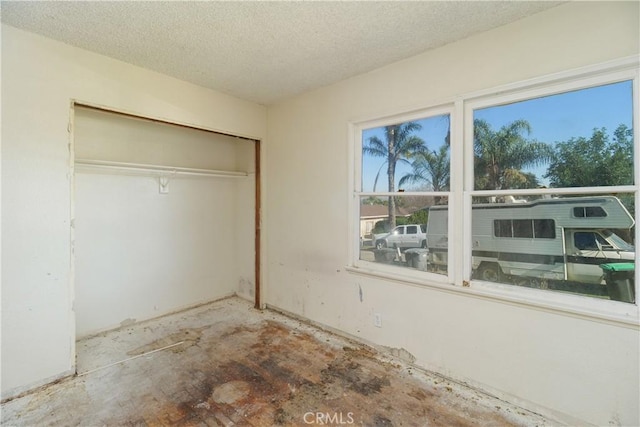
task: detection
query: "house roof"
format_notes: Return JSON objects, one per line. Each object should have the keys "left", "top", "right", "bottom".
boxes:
{"left": 0, "top": 2, "right": 562, "bottom": 105}
{"left": 360, "top": 204, "right": 414, "bottom": 219}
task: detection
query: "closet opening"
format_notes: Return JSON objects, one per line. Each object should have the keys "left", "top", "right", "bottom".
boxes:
{"left": 70, "top": 102, "right": 261, "bottom": 373}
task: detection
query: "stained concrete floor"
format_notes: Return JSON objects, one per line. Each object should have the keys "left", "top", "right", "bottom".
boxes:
{"left": 1, "top": 297, "right": 555, "bottom": 426}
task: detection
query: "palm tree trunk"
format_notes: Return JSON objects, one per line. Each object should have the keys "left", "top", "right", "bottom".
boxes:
{"left": 388, "top": 171, "right": 396, "bottom": 228}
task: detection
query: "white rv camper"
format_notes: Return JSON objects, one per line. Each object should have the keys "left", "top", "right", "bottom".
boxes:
{"left": 426, "top": 196, "right": 635, "bottom": 291}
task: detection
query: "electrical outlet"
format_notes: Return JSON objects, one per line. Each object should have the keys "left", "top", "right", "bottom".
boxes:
{"left": 374, "top": 313, "right": 382, "bottom": 328}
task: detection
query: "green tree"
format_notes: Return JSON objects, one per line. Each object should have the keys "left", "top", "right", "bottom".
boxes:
{"left": 474, "top": 119, "right": 553, "bottom": 190}
{"left": 364, "top": 122, "right": 427, "bottom": 227}
{"left": 362, "top": 196, "right": 388, "bottom": 206}
{"left": 545, "top": 124, "right": 633, "bottom": 188}
{"left": 501, "top": 170, "right": 540, "bottom": 190}
{"left": 398, "top": 145, "right": 450, "bottom": 192}
{"left": 407, "top": 209, "right": 429, "bottom": 226}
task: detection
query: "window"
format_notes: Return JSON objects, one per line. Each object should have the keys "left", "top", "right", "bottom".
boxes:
{"left": 573, "top": 206, "right": 607, "bottom": 217}
{"left": 574, "top": 232, "right": 600, "bottom": 250}
{"left": 468, "top": 77, "right": 635, "bottom": 302}
{"left": 494, "top": 219, "right": 555, "bottom": 239}
{"left": 353, "top": 59, "right": 637, "bottom": 308}
{"left": 356, "top": 110, "right": 451, "bottom": 278}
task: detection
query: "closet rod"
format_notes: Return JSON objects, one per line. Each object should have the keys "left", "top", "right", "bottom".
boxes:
{"left": 74, "top": 159, "right": 248, "bottom": 178}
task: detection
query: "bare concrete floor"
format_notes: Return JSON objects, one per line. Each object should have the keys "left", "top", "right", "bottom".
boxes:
{"left": 1, "top": 297, "right": 555, "bottom": 426}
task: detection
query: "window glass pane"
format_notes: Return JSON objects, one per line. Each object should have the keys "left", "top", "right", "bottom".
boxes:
{"left": 471, "top": 192, "right": 635, "bottom": 303}
{"left": 533, "top": 219, "right": 555, "bottom": 239}
{"left": 494, "top": 220, "right": 512, "bottom": 238}
{"left": 574, "top": 232, "right": 598, "bottom": 250}
{"left": 362, "top": 115, "right": 450, "bottom": 193}
{"left": 359, "top": 196, "right": 447, "bottom": 276}
{"left": 473, "top": 81, "right": 634, "bottom": 190}
{"left": 586, "top": 206, "right": 607, "bottom": 217}
{"left": 513, "top": 220, "right": 533, "bottom": 238}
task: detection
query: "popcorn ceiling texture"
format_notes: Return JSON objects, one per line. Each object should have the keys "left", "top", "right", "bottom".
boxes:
{"left": 1, "top": 1, "right": 561, "bottom": 105}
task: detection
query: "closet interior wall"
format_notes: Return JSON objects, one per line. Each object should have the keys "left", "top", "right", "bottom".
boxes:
{"left": 73, "top": 106, "right": 255, "bottom": 338}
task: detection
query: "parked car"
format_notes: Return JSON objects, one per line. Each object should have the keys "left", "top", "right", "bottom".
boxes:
{"left": 374, "top": 224, "right": 427, "bottom": 250}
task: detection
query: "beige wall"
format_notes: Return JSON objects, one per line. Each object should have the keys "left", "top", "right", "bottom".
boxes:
{"left": 265, "top": 3, "right": 639, "bottom": 425}
{"left": 1, "top": 24, "right": 266, "bottom": 396}
{"left": 2, "top": 2, "right": 639, "bottom": 424}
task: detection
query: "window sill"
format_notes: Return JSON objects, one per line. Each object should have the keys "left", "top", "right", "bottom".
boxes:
{"left": 346, "top": 265, "right": 639, "bottom": 329}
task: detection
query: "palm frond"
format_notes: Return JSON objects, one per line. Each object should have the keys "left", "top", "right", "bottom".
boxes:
{"left": 364, "top": 135, "right": 387, "bottom": 158}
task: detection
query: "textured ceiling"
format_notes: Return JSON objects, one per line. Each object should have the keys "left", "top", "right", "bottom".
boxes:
{"left": 1, "top": 1, "right": 562, "bottom": 105}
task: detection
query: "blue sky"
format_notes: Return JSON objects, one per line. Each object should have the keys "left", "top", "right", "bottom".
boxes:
{"left": 362, "top": 80, "right": 633, "bottom": 191}
{"left": 362, "top": 114, "right": 450, "bottom": 192}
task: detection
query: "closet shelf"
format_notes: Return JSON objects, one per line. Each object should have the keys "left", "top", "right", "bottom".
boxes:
{"left": 74, "top": 159, "right": 248, "bottom": 178}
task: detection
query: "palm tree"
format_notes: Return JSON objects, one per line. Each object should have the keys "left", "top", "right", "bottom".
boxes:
{"left": 364, "top": 122, "right": 426, "bottom": 227}
{"left": 399, "top": 145, "right": 450, "bottom": 192}
{"left": 473, "top": 119, "right": 553, "bottom": 190}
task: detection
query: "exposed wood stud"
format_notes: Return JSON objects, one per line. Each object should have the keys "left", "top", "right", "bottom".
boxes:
{"left": 254, "top": 140, "right": 262, "bottom": 309}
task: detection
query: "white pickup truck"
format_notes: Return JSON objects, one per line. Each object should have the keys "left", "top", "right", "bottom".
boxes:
{"left": 374, "top": 224, "right": 427, "bottom": 250}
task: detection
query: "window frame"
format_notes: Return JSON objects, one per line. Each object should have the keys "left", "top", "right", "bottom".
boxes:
{"left": 349, "top": 56, "right": 639, "bottom": 323}
{"left": 462, "top": 63, "right": 638, "bottom": 306}
{"left": 351, "top": 104, "right": 455, "bottom": 284}
{"left": 573, "top": 206, "right": 607, "bottom": 218}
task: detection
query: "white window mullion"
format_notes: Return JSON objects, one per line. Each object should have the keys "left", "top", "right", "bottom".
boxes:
{"left": 462, "top": 101, "right": 476, "bottom": 283}
{"left": 350, "top": 123, "right": 362, "bottom": 266}
{"left": 450, "top": 100, "right": 465, "bottom": 285}
{"left": 633, "top": 70, "right": 639, "bottom": 302}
